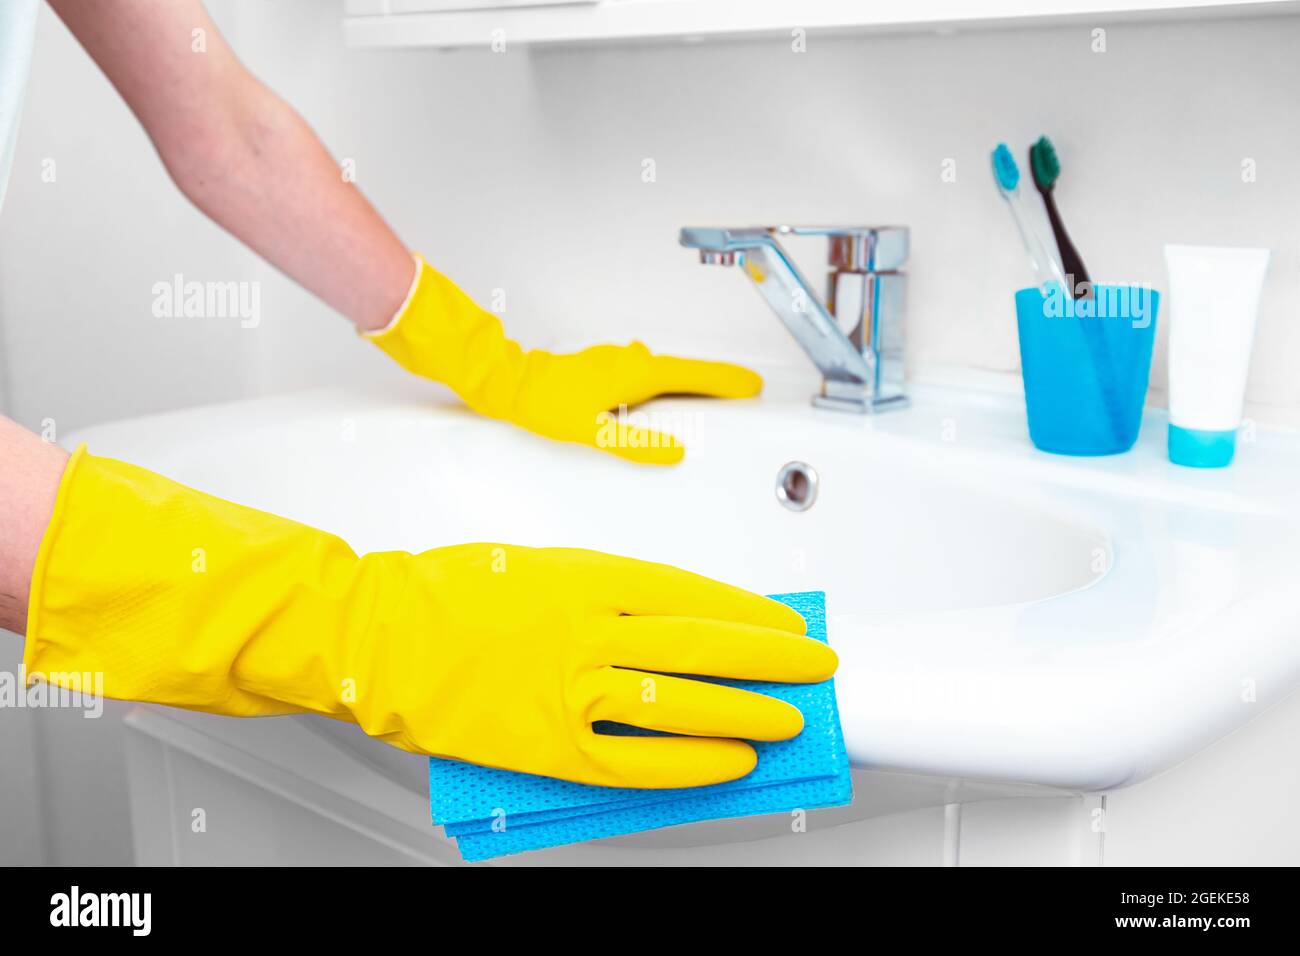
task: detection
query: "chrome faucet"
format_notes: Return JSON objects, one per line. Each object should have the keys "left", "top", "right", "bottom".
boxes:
{"left": 680, "top": 225, "right": 908, "bottom": 412}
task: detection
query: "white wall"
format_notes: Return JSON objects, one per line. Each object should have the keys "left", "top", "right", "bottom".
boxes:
{"left": 2, "top": 4, "right": 1299, "bottom": 434}
{"left": 1, "top": 3, "right": 1297, "bottom": 864}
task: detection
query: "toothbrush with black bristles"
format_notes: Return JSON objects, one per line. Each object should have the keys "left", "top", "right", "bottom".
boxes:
{"left": 1029, "top": 136, "right": 1091, "bottom": 300}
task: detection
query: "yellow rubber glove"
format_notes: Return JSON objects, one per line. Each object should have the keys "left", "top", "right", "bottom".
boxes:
{"left": 26, "top": 448, "right": 837, "bottom": 788}
{"left": 365, "top": 254, "right": 762, "bottom": 465}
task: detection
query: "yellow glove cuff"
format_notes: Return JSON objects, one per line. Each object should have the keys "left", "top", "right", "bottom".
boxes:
{"left": 364, "top": 254, "right": 527, "bottom": 420}
{"left": 24, "top": 446, "right": 367, "bottom": 718}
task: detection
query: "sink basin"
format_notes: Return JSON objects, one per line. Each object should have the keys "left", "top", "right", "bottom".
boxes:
{"left": 108, "top": 389, "right": 1107, "bottom": 616}
{"left": 72, "top": 370, "right": 1300, "bottom": 859}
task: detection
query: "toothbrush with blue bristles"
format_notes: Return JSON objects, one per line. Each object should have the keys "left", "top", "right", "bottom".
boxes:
{"left": 991, "top": 143, "right": 1068, "bottom": 295}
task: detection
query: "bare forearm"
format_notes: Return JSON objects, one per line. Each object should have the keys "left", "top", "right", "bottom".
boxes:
{"left": 49, "top": 0, "right": 414, "bottom": 331}
{"left": 161, "top": 77, "right": 416, "bottom": 331}
{"left": 0, "top": 418, "right": 69, "bottom": 634}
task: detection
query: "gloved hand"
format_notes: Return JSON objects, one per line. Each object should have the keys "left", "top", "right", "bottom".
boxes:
{"left": 365, "top": 254, "right": 762, "bottom": 465}
{"left": 26, "top": 448, "right": 837, "bottom": 788}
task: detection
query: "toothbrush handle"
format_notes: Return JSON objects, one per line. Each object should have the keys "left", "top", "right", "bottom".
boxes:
{"left": 1041, "top": 189, "right": 1091, "bottom": 298}
{"left": 1008, "top": 193, "right": 1068, "bottom": 293}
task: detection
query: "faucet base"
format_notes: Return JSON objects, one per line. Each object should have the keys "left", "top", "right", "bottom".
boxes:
{"left": 812, "top": 392, "right": 910, "bottom": 414}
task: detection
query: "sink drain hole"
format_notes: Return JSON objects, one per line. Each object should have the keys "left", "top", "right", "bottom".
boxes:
{"left": 775, "top": 461, "right": 819, "bottom": 512}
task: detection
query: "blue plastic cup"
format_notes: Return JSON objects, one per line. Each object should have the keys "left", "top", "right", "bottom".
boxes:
{"left": 1015, "top": 283, "right": 1159, "bottom": 456}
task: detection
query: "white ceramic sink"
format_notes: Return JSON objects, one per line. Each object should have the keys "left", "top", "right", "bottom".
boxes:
{"left": 119, "top": 386, "right": 1106, "bottom": 615}
{"left": 71, "top": 369, "right": 1300, "bottom": 849}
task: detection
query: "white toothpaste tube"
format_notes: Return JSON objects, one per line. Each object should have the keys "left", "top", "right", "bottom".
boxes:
{"left": 1163, "top": 244, "right": 1270, "bottom": 468}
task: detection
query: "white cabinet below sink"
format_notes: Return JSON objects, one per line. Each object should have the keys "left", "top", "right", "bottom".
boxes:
{"left": 122, "top": 683, "right": 1300, "bottom": 866}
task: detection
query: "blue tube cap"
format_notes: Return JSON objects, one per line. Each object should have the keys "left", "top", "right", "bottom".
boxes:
{"left": 1168, "top": 424, "right": 1237, "bottom": 468}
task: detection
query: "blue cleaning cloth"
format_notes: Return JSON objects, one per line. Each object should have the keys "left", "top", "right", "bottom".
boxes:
{"left": 428, "top": 591, "right": 852, "bottom": 862}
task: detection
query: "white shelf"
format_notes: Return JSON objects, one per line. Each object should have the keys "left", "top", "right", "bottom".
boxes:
{"left": 343, "top": 0, "right": 1300, "bottom": 49}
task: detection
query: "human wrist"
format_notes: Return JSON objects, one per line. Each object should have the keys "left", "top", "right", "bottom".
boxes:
{"left": 360, "top": 253, "right": 423, "bottom": 336}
